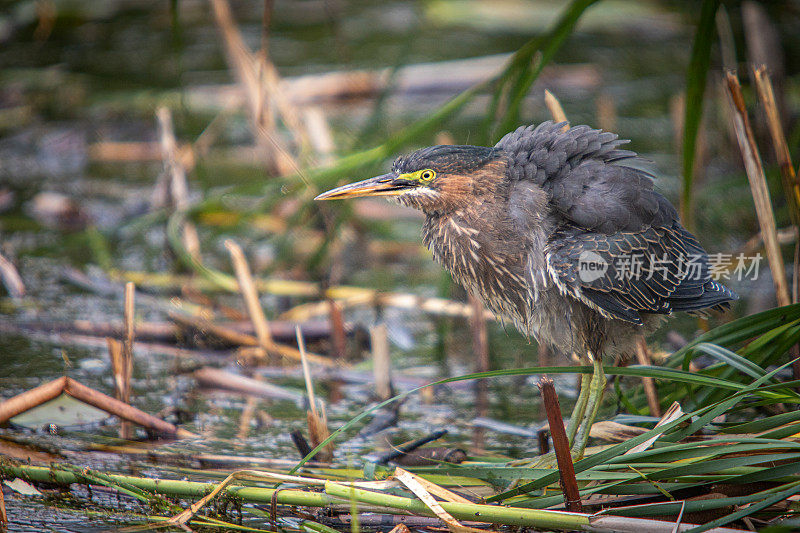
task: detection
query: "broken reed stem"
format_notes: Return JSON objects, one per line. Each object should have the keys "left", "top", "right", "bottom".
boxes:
{"left": 237, "top": 396, "right": 258, "bottom": 439}
{"left": 328, "top": 298, "right": 347, "bottom": 360}
{"left": 225, "top": 239, "right": 274, "bottom": 360}
{"left": 297, "top": 325, "right": 333, "bottom": 461}
{"left": 724, "top": 71, "right": 791, "bottom": 307}
{"left": 156, "top": 106, "right": 201, "bottom": 260}
{"left": 370, "top": 323, "right": 392, "bottom": 401}
{"left": 635, "top": 337, "right": 661, "bottom": 417}
{"left": 752, "top": 65, "right": 800, "bottom": 381}
{"left": 753, "top": 66, "right": 800, "bottom": 226}
{"left": 537, "top": 377, "right": 582, "bottom": 513}
{"left": 120, "top": 282, "right": 135, "bottom": 439}
{"left": 544, "top": 89, "right": 569, "bottom": 130}
{"left": 469, "top": 294, "right": 489, "bottom": 452}
{"left": 296, "top": 325, "right": 317, "bottom": 417}
{"left": 106, "top": 337, "right": 126, "bottom": 422}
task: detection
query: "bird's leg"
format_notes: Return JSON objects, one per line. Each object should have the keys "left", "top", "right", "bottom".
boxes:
{"left": 571, "top": 353, "right": 606, "bottom": 460}
{"left": 565, "top": 353, "right": 591, "bottom": 446}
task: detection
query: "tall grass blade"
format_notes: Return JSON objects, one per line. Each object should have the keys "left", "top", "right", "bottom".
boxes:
{"left": 490, "top": 0, "right": 599, "bottom": 140}
{"left": 680, "top": 0, "right": 720, "bottom": 230}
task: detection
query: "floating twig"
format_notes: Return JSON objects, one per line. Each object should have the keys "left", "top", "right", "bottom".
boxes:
{"left": 193, "top": 367, "right": 303, "bottom": 403}
{"left": 0, "top": 377, "right": 195, "bottom": 438}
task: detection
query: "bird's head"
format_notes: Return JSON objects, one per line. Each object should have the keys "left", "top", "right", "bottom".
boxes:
{"left": 315, "top": 145, "right": 506, "bottom": 214}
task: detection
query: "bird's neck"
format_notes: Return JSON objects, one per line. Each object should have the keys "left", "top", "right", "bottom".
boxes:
{"left": 422, "top": 198, "right": 531, "bottom": 325}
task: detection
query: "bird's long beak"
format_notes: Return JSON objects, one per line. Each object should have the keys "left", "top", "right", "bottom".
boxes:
{"left": 314, "top": 173, "right": 412, "bottom": 200}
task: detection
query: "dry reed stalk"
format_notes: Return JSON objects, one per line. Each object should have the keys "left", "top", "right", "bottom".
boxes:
{"left": 0, "top": 252, "right": 24, "bottom": 298}
{"left": 635, "top": 337, "right": 661, "bottom": 417}
{"left": 209, "top": 0, "right": 300, "bottom": 175}
{"left": 119, "top": 282, "right": 136, "bottom": 439}
{"left": 297, "top": 326, "right": 317, "bottom": 417}
{"left": 106, "top": 337, "right": 124, "bottom": 396}
{"left": 157, "top": 107, "right": 201, "bottom": 260}
{"left": 297, "top": 325, "right": 333, "bottom": 461}
{"left": 753, "top": 66, "right": 800, "bottom": 295}
{"left": 469, "top": 294, "right": 489, "bottom": 452}
{"left": 225, "top": 239, "right": 274, "bottom": 359}
{"left": 724, "top": 71, "right": 791, "bottom": 306}
{"left": 0, "top": 377, "right": 195, "bottom": 438}
{"left": 544, "top": 89, "right": 569, "bottom": 130}
{"left": 595, "top": 92, "right": 617, "bottom": 132}
{"left": 328, "top": 299, "right": 347, "bottom": 360}
{"left": 237, "top": 396, "right": 258, "bottom": 439}
{"left": 393, "top": 467, "right": 486, "bottom": 532}
{"left": 302, "top": 106, "right": 336, "bottom": 165}
{"left": 753, "top": 65, "right": 800, "bottom": 381}
{"left": 537, "top": 377, "right": 581, "bottom": 513}
{"left": 370, "top": 324, "right": 392, "bottom": 401}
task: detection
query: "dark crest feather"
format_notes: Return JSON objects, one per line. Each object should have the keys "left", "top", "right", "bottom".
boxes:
{"left": 393, "top": 145, "right": 499, "bottom": 175}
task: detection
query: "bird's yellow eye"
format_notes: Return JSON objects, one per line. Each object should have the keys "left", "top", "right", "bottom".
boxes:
{"left": 419, "top": 169, "right": 435, "bottom": 182}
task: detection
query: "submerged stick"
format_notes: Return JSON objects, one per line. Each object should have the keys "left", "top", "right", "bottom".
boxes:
{"left": 538, "top": 377, "right": 582, "bottom": 513}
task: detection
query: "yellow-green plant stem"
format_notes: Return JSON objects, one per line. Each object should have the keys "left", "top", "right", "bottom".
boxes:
{"left": 572, "top": 356, "right": 606, "bottom": 459}
{"left": 566, "top": 356, "right": 592, "bottom": 445}
{"left": 0, "top": 463, "right": 592, "bottom": 530}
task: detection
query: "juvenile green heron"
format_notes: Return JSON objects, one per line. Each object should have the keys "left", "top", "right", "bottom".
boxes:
{"left": 316, "top": 121, "right": 737, "bottom": 457}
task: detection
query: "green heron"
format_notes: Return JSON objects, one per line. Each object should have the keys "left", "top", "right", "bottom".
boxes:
{"left": 316, "top": 121, "right": 737, "bottom": 457}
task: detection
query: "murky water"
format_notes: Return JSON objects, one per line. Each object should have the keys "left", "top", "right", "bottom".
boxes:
{"left": 0, "top": 0, "right": 789, "bottom": 530}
